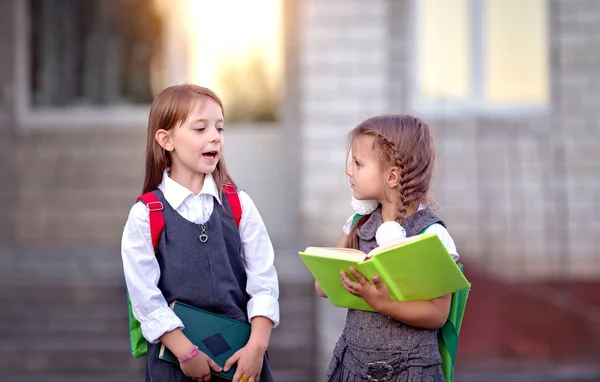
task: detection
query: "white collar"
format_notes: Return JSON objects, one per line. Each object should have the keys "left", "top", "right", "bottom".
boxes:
{"left": 159, "top": 170, "right": 221, "bottom": 209}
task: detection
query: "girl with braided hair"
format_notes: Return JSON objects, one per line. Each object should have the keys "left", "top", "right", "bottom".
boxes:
{"left": 318, "top": 114, "right": 459, "bottom": 382}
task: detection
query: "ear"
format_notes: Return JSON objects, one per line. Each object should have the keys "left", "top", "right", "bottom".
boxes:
{"left": 155, "top": 129, "right": 173, "bottom": 152}
{"left": 386, "top": 166, "right": 400, "bottom": 188}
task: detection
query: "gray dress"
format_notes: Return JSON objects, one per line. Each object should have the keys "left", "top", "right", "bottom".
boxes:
{"left": 325, "top": 208, "right": 447, "bottom": 382}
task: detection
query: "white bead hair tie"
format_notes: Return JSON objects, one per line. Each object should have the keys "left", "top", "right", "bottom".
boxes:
{"left": 375, "top": 221, "right": 407, "bottom": 247}
{"left": 351, "top": 197, "right": 378, "bottom": 215}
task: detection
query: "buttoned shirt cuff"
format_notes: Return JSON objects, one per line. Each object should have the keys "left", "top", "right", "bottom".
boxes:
{"left": 247, "top": 295, "right": 280, "bottom": 328}
{"left": 139, "top": 306, "right": 184, "bottom": 344}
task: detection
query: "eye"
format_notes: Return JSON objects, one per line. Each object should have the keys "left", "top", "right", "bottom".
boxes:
{"left": 354, "top": 159, "right": 360, "bottom": 166}
{"left": 195, "top": 127, "right": 206, "bottom": 132}
{"left": 217, "top": 126, "right": 225, "bottom": 132}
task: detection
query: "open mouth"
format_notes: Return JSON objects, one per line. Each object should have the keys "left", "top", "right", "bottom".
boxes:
{"left": 202, "top": 151, "right": 218, "bottom": 159}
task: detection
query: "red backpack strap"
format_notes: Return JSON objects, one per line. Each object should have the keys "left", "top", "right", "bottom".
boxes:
{"left": 223, "top": 183, "right": 242, "bottom": 228}
{"left": 136, "top": 192, "right": 165, "bottom": 252}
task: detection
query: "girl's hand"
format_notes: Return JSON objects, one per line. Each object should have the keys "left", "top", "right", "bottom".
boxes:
{"left": 223, "top": 343, "right": 265, "bottom": 382}
{"left": 340, "top": 267, "right": 390, "bottom": 310}
{"left": 315, "top": 280, "right": 328, "bottom": 298}
{"left": 180, "top": 349, "right": 222, "bottom": 381}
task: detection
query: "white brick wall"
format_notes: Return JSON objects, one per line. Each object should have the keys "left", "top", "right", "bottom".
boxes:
{"left": 299, "top": 0, "right": 391, "bottom": 246}
{"left": 0, "top": 0, "right": 16, "bottom": 242}
{"left": 552, "top": 0, "right": 600, "bottom": 277}
{"left": 298, "top": 0, "right": 394, "bottom": 375}
{"left": 13, "top": 125, "right": 294, "bottom": 245}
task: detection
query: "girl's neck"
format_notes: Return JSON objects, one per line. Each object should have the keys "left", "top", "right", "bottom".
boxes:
{"left": 381, "top": 200, "right": 420, "bottom": 222}
{"left": 169, "top": 167, "right": 206, "bottom": 195}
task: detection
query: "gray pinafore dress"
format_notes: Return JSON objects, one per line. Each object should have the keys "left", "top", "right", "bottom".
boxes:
{"left": 145, "top": 189, "right": 274, "bottom": 382}
{"left": 325, "top": 208, "right": 447, "bottom": 382}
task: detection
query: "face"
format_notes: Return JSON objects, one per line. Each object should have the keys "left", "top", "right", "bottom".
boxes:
{"left": 159, "top": 97, "right": 225, "bottom": 176}
{"left": 346, "top": 134, "right": 388, "bottom": 201}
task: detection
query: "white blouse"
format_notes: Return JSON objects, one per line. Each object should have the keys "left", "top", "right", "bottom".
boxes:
{"left": 121, "top": 171, "right": 279, "bottom": 343}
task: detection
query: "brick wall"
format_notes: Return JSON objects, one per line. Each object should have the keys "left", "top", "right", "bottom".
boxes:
{"left": 297, "top": 0, "right": 394, "bottom": 374}
{"left": 424, "top": 0, "right": 600, "bottom": 280}
{"left": 13, "top": 126, "right": 298, "bottom": 246}
{"left": 15, "top": 130, "right": 146, "bottom": 243}
{"left": 550, "top": 0, "right": 600, "bottom": 277}
{"left": 298, "top": 0, "right": 392, "bottom": 246}
{"left": 299, "top": 0, "right": 600, "bottom": 280}
{"left": 429, "top": 117, "right": 559, "bottom": 280}
{"left": 0, "top": 0, "right": 16, "bottom": 243}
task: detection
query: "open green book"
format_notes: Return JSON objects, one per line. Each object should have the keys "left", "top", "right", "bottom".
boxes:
{"left": 158, "top": 301, "right": 251, "bottom": 380}
{"left": 299, "top": 233, "right": 470, "bottom": 311}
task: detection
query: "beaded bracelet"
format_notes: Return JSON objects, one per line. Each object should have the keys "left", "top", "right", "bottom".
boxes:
{"left": 178, "top": 345, "right": 199, "bottom": 363}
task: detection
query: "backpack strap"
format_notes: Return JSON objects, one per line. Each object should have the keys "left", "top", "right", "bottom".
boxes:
{"left": 439, "top": 263, "right": 469, "bottom": 382}
{"left": 137, "top": 192, "right": 165, "bottom": 252}
{"left": 223, "top": 183, "right": 242, "bottom": 228}
{"left": 136, "top": 185, "right": 241, "bottom": 252}
{"left": 417, "top": 224, "right": 466, "bottom": 382}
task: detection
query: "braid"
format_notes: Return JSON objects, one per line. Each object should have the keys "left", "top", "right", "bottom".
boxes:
{"left": 346, "top": 114, "right": 436, "bottom": 245}
{"left": 374, "top": 132, "right": 410, "bottom": 224}
{"left": 371, "top": 117, "right": 434, "bottom": 225}
{"left": 396, "top": 158, "right": 409, "bottom": 224}
{"left": 395, "top": 153, "right": 430, "bottom": 224}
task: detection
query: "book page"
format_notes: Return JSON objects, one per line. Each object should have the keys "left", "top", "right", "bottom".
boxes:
{"left": 366, "top": 234, "right": 426, "bottom": 257}
{"left": 303, "top": 246, "right": 366, "bottom": 262}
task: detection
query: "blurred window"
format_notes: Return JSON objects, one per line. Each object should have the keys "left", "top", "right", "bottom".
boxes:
{"left": 22, "top": 0, "right": 282, "bottom": 125}
{"left": 28, "top": 0, "right": 165, "bottom": 108}
{"left": 413, "top": 0, "right": 548, "bottom": 114}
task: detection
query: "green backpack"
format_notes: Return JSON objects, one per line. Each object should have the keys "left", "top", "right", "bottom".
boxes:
{"left": 349, "top": 213, "right": 470, "bottom": 382}
{"left": 126, "top": 185, "right": 243, "bottom": 358}
{"left": 438, "top": 263, "right": 469, "bottom": 382}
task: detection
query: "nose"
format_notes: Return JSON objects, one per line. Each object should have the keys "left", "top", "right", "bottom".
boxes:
{"left": 209, "top": 126, "right": 221, "bottom": 143}
{"left": 346, "top": 164, "right": 352, "bottom": 177}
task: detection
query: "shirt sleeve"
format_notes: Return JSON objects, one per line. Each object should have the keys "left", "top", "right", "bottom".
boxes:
{"left": 237, "top": 191, "right": 280, "bottom": 327}
{"left": 423, "top": 223, "right": 460, "bottom": 261}
{"left": 121, "top": 202, "right": 184, "bottom": 343}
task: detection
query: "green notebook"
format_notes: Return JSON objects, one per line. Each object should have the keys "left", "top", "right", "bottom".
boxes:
{"left": 158, "top": 301, "right": 251, "bottom": 380}
{"left": 299, "top": 233, "right": 470, "bottom": 311}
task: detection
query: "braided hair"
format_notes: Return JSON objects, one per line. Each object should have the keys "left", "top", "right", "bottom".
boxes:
{"left": 345, "top": 115, "right": 436, "bottom": 249}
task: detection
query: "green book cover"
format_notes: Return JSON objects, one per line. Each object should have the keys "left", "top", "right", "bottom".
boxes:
{"left": 299, "top": 233, "right": 470, "bottom": 311}
{"left": 158, "top": 301, "right": 251, "bottom": 380}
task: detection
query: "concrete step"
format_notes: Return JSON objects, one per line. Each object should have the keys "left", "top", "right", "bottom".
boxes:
{"left": 0, "top": 245, "right": 123, "bottom": 284}
{"left": 0, "top": 280, "right": 317, "bottom": 374}
{"left": 0, "top": 338, "right": 142, "bottom": 373}
{"left": 0, "top": 372, "right": 145, "bottom": 382}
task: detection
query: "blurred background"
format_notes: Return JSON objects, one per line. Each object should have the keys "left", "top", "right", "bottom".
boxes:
{"left": 0, "top": 0, "right": 599, "bottom": 381}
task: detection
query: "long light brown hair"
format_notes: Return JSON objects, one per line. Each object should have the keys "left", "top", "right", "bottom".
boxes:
{"left": 346, "top": 114, "right": 436, "bottom": 249}
{"left": 142, "top": 84, "right": 237, "bottom": 198}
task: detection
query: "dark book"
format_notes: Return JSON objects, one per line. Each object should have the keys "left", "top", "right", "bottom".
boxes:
{"left": 158, "top": 301, "right": 251, "bottom": 380}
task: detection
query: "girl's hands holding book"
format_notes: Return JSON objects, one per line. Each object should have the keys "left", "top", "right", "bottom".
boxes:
{"left": 223, "top": 343, "right": 264, "bottom": 382}
{"left": 340, "top": 267, "right": 390, "bottom": 310}
{"left": 179, "top": 348, "right": 222, "bottom": 381}
{"left": 223, "top": 315, "right": 272, "bottom": 382}
{"left": 341, "top": 267, "right": 452, "bottom": 329}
